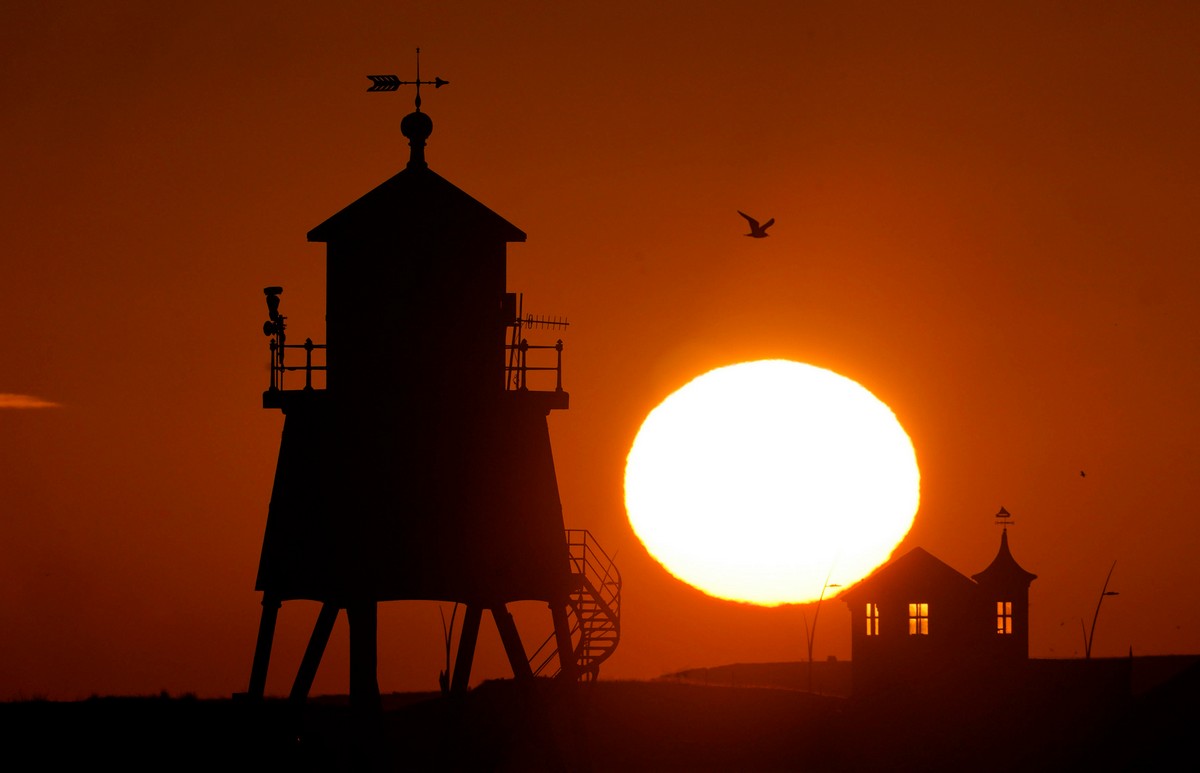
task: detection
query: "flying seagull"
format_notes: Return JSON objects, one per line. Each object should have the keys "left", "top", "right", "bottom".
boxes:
{"left": 738, "top": 211, "right": 775, "bottom": 238}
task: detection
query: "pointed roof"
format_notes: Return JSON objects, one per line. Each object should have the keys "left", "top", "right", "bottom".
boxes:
{"left": 971, "top": 528, "right": 1037, "bottom": 587}
{"left": 839, "top": 546, "right": 978, "bottom": 602}
{"left": 308, "top": 165, "right": 526, "bottom": 245}
{"left": 310, "top": 104, "right": 526, "bottom": 245}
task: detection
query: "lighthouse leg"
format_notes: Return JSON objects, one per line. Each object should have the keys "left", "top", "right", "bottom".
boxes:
{"left": 493, "top": 604, "right": 534, "bottom": 680}
{"left": 289, "top": 602, "right": 339, "bottom": 704}
{"left": 346, "top": 601, "right": 381, "bottom": 713}
{"left": 550, "top": 602, "right": 579, "bottom": 681}
{"left": 247, "top": 593, "right": 281, "bottom": 699}
{"left": 450, "top": 605, "right": 483, "bottom": 695}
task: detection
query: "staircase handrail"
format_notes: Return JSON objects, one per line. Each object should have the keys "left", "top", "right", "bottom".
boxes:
{"left": 567, "top": 529, "right": 621, "bottom": 618}
{"left": 529, "top": 529, "right": 622, "bottom": 678}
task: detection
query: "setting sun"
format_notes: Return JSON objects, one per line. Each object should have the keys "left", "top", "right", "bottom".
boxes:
{"left": 624, "top": 360, "right": 920, "bottom": 605}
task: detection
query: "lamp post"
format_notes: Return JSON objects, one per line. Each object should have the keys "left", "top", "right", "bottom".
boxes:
{"left": 1083, "top": 560, "right": 1119, "bottom": 659}
{"left": 803, "top": 575, "right": 840, "bottom": 692}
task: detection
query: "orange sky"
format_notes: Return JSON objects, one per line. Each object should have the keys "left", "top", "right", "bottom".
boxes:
{"left": 2, "top": 2, "right": 1199, "bottom": 700}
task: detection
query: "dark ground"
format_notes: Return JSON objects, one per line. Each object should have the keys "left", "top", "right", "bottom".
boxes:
{"left": 2, "top": 668, "right": 1195, "bottom": 772}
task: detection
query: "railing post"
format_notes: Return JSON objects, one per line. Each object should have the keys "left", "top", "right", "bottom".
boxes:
{"left": 555, "top": 339, "right": 563, "bottom": 392}
{"left": 276, "top": 332, "right": 287, "bottom": 391}
{"left": 268, "top": 338, "right": 279, "bottom": 391}
{"left": 303, "top": 338, "right": 314, "bottom": 391}
{"left": 519, "top": 339, "right": 529, "bottom": 391}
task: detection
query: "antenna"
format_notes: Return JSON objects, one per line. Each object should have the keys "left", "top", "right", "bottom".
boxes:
{"left": 994, "top": 506, "right": 1013, "bottom": 527}
{"left": 521, "top": 314, "right": 570, "bottom": 331}
{"left": 506, "top": 294, "right": 570, "bottom": 391}
{"left": 505, "top": 294, "right": 570, "bottom": 332}
{"left": 367, "top": 47, "right": 449, "bottom": 112}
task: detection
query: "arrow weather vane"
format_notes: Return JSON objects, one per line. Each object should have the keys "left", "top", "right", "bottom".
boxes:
{"left": 367, "top": 47, "right": 449, "bottom": 112}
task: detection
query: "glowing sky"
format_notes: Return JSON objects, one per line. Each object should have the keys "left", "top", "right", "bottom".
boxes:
{"left": 2, "top": 1, "right": 1199, "bottom": 699}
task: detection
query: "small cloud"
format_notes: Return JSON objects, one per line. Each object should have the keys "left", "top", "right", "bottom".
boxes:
{"left": 0, "top": 393, "right": 60, "bottom": 409}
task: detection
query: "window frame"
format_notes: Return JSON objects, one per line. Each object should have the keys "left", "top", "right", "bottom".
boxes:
{"left": 908, "top": 602, "right": 929, "bottom": 635}
{"left": 996, "top": 600, "right": 1013, "bottom": 635}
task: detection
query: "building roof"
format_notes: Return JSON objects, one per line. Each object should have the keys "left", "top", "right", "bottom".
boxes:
{"left": 838, "top": 546, "right": 978, "bottom": 603}
{"left": 972, "top": 528, "right": 1038, "bottom": 587}
{"left": 308, "top": 164, "right": 527, "bottom": 245}
{"left": 308, "top": 108, "right": 525, "bottom": 245}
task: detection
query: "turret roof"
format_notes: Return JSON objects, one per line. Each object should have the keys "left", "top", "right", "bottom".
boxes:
{"left": 971, "top": 528, "right": 1038, "bottom": 587}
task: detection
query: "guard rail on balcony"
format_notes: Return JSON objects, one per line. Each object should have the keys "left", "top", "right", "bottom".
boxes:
{"left": 505, "top": 338, "right": 564, "bottom": 393}
{"left": 266, "top": 337, "right": 327, "bottom": 394}
{"left": 262, "top": 336, "right": 563, "bottom": 403}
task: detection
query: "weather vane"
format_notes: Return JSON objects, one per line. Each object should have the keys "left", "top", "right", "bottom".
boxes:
{"left": 366, "top": 47, "right": 449, "bottom": 112}
{"left": 995, "top": 506, "right": 1014, "bottom": 527}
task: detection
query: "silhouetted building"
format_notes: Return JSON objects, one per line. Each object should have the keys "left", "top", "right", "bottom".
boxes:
{"left": 245, "top": 72, "right": 619, "bottom": 709}
{"left": 839, "top": 528, "right": 1036, "bottom": 696}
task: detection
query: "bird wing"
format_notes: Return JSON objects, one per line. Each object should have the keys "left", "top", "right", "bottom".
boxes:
{"left": 761, "top": 218, "right": 775, "bottom": 231}
{"left": 737, "top": 210, "right": 761, "bottom": 229}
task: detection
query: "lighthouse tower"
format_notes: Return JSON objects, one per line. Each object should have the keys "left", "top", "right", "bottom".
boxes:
{"left": 245, "top": 63, "right": 620, "bottom": 709}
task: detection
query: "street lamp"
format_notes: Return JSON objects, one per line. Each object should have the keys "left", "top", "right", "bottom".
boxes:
{"left": 803, "top": 574, "right": 841, "bottom": 692}
{"left": 1083, "top": 560, "right": 1119, "bottom": 659}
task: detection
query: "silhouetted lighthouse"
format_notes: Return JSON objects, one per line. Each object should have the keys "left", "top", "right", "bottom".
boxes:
{"left": 246, "top": 62, "right": 619, "bottom": 709}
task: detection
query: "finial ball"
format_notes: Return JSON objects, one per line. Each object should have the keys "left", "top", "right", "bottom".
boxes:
{"left": 401, "top": 110, "right": 433, "bottom": 142}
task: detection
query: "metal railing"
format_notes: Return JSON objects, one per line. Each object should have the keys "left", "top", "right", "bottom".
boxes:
{"left": 505, "top": 338, "right": 564, "bottom": 393}
{"left": 263, "top": 325, "right": 559, "bottom": 397}
{"left": 263, "top": 335, "right": 562, "bottom": 397}
{"left": 529, "top": 529, "right": 622, "bottom": 679}
{"left": 566, "top": 529, "right": 621, "bottom": 621}
{"left": 267, "top": 337, "right": 327, "bottom": 393}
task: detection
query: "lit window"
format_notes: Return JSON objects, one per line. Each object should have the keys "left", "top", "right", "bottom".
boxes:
{"left": 866, "top": 603, "right": 879, "bottom": 636}
{"left": 997, "top": 601, "right": 1013, "bottom": 634}
{"left": 908, "top": 602, "right": 929, "bottom": 635}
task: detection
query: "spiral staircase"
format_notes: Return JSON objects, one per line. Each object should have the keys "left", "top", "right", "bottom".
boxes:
{"left": 530, "top": 529, "right": 621, "bottom": 680}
